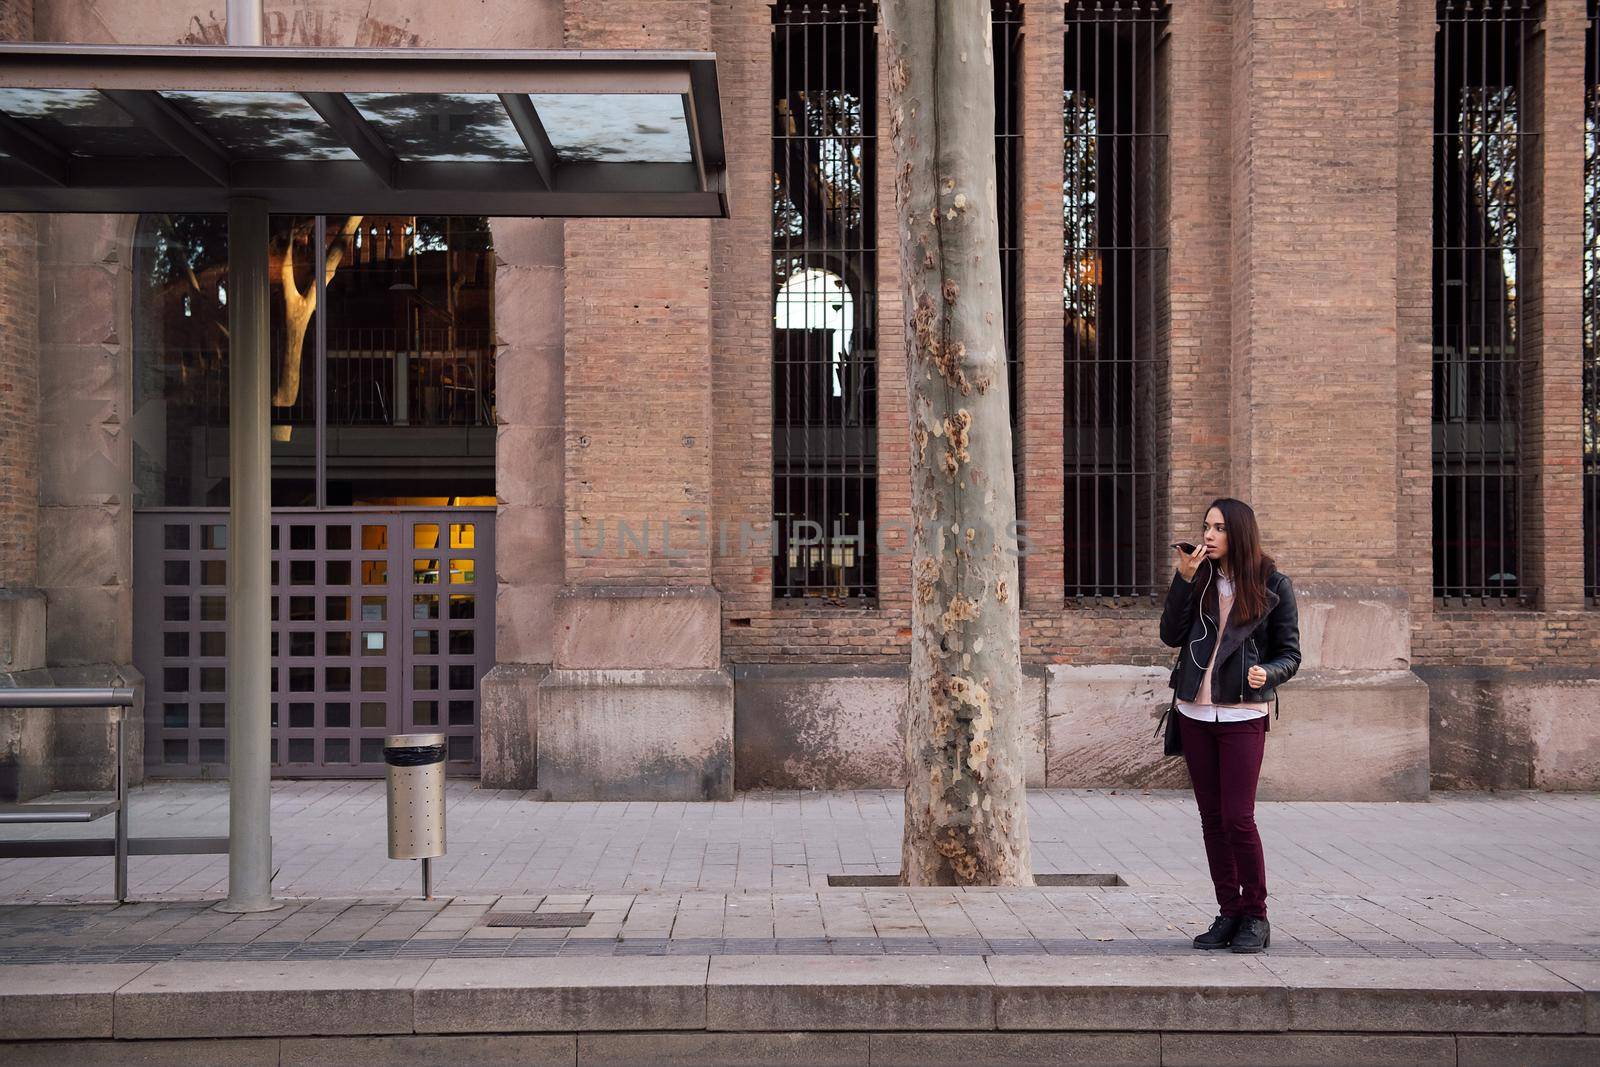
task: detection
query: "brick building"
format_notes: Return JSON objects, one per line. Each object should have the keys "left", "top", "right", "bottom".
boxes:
{"left": 1, "top": 0, "right": 1597, "bottom": 803}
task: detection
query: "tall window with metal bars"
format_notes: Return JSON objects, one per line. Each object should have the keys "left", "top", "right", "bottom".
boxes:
{"left": 995, "top": 1, "right": 1023, "bottom": 474}
{"left": 1586, "top": 0, "right": 1600, "bottom": 604}
{"left": 1433, "top": 0, "right": 1533, "bottom": 604}
{"left": 771, "top": 0, "right": 878, "bottom": 602}
{"left": 1062, "top": 0, "right": 1170, "bottom": 602}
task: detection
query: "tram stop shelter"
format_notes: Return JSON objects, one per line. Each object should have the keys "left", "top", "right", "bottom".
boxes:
{"left": 0, "top": 41, "right": 726, "bottom": 911}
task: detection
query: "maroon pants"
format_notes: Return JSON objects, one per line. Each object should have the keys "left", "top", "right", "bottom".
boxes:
{"left": 1179, "top": 714, "right": 1268, "bottom": 920}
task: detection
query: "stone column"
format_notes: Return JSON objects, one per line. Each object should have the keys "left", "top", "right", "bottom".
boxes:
{"left": 474, "top": 0, "right": 569, "bottom": 790}
{"left": 0, "top": 0, "right": 51, "bottom": 801}
{"left": 532, "top": 0, "right": 732, "bottom": 800}
{"left": 1227, "top": 0, "right": 1429, "bottom": 799}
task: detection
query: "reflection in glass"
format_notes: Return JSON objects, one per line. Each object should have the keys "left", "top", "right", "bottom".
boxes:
{"left": 133, "top": 214, "right": 496, "bottom": 507}
{"left": 163, "top": 91, "right": 357, "bottom": 160}
{"left": 0, "top": 88, "right": 173, "bottom": 155}
{"left": 528, "top": 93, "right": 691, "bottom": 163}
{"left": 347, "top": 93, "right": 527, "bottom": 162}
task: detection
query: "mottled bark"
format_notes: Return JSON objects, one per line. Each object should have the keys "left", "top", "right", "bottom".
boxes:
{"left": 883, "top": 2, "right": 1032, "bottom": 885}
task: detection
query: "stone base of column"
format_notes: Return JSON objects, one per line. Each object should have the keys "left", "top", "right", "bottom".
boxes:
{"left": 732, "top": 664, "right": 1049, "bottom": 791}
{"left": 535, "top": 668, "right": 733, "bottom": 801}
{"left": 1044, "top": 665, "right": 1431, "bottom": 801}
{"left": 478, "top": 663, "right": 547, "bottom": 790}
{"left": 1420, "top": 667, "right": 1600, "bottom": 791}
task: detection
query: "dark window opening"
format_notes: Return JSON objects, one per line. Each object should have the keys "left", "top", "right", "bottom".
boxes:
{"left": 996, "top": 0, "right": 1024, "bottom": 465}
{"left": 1063, "top": 0, "right": 1171, "bottom": 602}
{"left": 772, "top": 0, "right": 878, "bottom": 602}
{"left": 1432, "top": 0, "right": 1532, "bottom": 604}
{"left": 1585, "top": 1, "right": 1600, "bottom": 603}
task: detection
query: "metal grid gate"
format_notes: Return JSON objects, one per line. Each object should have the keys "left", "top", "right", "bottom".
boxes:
{"left": 133, "top": 509, "right": 494, "bottom": 778}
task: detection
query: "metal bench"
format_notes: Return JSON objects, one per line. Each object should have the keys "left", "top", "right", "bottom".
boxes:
{"left": 0, "top": 687, "right": 227, "bottom": 902}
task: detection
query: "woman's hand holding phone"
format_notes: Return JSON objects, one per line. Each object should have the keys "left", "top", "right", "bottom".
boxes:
{"left": 1173, "top": 541, "right": 1206, "bottom": 582}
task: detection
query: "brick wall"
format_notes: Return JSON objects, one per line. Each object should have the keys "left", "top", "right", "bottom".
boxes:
{"left": 713, "top": 0, "right": 1225, "bottom": 669}
{"left": 562, "top": 0, "right": 716, "bottom": 587}
{"left": 0, "top": 0, "right": 37, "bottom": 589}
{"left": 706, "top": 0, "right": 1600, "bottom": 673}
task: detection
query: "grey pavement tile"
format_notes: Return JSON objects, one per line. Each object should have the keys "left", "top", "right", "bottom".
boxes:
{"left": 0, "top": 963, "right": 153, "bottom": 1040}
{"left": 1260, "top": 956, "right": 1586, "bottom": 1034}
{"left": 1536, "top": 960, "right": 1600, "bottom": 1034}
{"left": 987, "top": 955, "right": 1287, "bottom": 1032}
{"left": 706, "top": 954, "right": 993, "bottom": 1032}
{"left": 417, "top": 955, "right": 709, "bottom": 1033}
{"left": 3, "top": 1037, "right": 281, "bottom": 1066}
{"left": 1161, "top": 1032, "right": 1456, "bottom": 1067}
{"left": 114, "top": 959, "right": 430, "bottom": 1039}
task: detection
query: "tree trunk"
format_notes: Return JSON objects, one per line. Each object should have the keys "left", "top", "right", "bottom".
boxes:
{"left": 272, "top": 215, "right": 363, "bottom": 408}
{"left": 882, "top": 2, "right": 1032, "bottom": 886}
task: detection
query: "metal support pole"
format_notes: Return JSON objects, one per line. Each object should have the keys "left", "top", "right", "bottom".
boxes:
{"left": 221, "top": 194, "right": 278, "bottom": 913}
{"left": 422, "top": 857, "right": 433, "bottom": 901}
{"left": 218, "top": 0, "right": 276, "bottom": 916}
{"left": 226, "top": 0, "right": 262, "bottom": 46}
{"left": 114, "top": 711, "right": 127, "bottom": 903}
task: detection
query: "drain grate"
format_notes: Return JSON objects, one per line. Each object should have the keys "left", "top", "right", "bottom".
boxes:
{"left": 827, "top": 873, "right": 1125, "bottom": 888}
{"left": 481, "top": 911, "right": 593, "bottom": 928}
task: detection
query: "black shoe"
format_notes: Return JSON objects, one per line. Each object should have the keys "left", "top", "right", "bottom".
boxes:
{"left": 1230, "top": 916, "right": 1270, "bottom": 953}
{"left": 1191, "top": 914, "right": 1242, "bottom": 950}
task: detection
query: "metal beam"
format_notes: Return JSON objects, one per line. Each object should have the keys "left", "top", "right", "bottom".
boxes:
{"left": 498, "top": 93, "right": 557, "bottom": 190}
{"left": 0, "top": 44, "right": 700, "bottom": 96}
{"left": 301, "top": 91, "right": 400, "bottom": 188}
{"left": 0, "top": 837, "right": 230, "bottom": 857}
{"left": 688, "top": 58, "right": 725, "bottom": 169}
{"left": 100, "top": 89, "right": 231, "bottom": 186}
{"left": 0, "top": 111, "right": 67, "bottom": 185}
{"left": 0, "top": 687, "right": 134, "bottom": 707}
{"left": 0, "top": 157, "right": 722, "bottom": 216}
{"left": 0, "top": 182, "right": 726, "bottom": 217}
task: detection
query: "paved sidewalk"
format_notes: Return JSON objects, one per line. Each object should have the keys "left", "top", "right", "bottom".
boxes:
{"left": 1, "top": 784, "right": 1597, "bottom": 966}
{"left": 3, "top": 782, "right": 1599, "bottom": 900}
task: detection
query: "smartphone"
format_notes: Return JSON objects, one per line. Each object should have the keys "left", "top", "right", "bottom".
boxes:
{"left": 1170, "top": 541, "right": 1197, "bottom": 554}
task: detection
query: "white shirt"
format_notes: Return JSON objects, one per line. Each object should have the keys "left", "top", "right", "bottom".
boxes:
{"left": 1177, "top": 571, "right": 1270, "bottom": 723}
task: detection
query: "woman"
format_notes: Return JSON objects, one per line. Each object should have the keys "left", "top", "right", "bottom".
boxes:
{"left": 1159, "top": 497, "right": 1300, "bottom": 954}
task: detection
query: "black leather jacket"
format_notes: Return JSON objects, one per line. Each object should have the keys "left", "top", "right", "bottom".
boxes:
{"left": 1159, "top": 561, "right": 1301, "bottom": 716}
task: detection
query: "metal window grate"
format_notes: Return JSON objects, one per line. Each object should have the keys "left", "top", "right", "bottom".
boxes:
{"left": 772, "top": 0, "right": 879, "bottom": 602}
{"left": 1433, "top": 0, "right": 1535, "bottom": 605}
{"left": 1063, "top": 0, "right": 1170, "bottom": 602}
{"left": 1586, "top": 1, "right": 1600, "bottom": 604}
{"left": 995, "top": 0, "right": 1023, "bottom": 452}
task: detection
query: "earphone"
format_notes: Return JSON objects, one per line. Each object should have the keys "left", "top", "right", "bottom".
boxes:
{"left": 1187, "top": 558, "right": 1219, "bottom": 670}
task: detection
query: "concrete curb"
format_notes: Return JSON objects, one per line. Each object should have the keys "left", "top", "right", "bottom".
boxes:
{"left": 0, "top": 955, "right": 1597, "bottom": 1063}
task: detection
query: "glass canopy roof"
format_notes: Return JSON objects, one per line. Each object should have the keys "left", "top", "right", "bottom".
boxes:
{"left": 0, "top": 44, "right": 725, "bottom": 217}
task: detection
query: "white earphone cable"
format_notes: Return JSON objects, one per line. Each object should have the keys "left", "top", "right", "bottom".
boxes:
{"left": 1186, "top": 560, "right": 1214, "bottom": 671}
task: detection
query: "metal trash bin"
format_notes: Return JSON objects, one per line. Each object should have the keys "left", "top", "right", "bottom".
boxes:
{"left": 384, "top": 732, "right": 446, "bottom": 899}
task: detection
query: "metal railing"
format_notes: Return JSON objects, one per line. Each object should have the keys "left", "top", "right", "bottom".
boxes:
{"left": 0, "top": 687, "right": 228, "bottom": 902}
{"left": 167, "top": 328, "right": 495, "bottom": 430}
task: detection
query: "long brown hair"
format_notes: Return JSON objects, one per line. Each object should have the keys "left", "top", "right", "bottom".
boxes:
{"left": 1197, "top": 497, "right": 1277, "bottom": 626}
